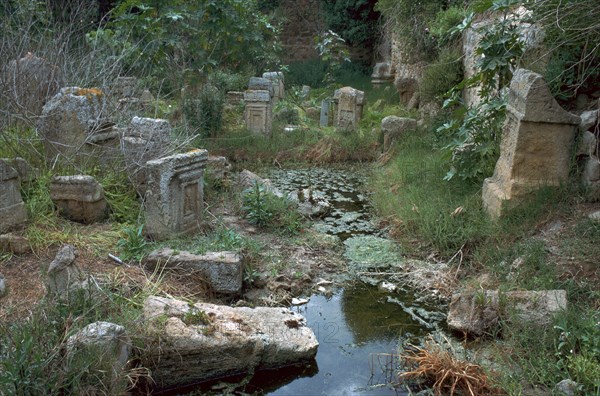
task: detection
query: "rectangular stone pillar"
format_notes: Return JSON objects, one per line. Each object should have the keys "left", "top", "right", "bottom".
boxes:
{"left": 144, "top": 149, "right": 208, "bottom": 240}
{"left": 482, "top": 69, "right": 581, "bottom": 218}
{"left": 243, "top": 90, "right": 272, "bottom": 136}
{"left": 262, "top": 72, "right": 285, "bottom": 104}
{"left": 320, "top": 99, "right": 331, "bottom": 127}
{"left": 0, "top": 160, "right": 27, "bottom": 233}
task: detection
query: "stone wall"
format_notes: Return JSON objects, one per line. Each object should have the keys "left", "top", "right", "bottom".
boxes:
{"left": 279, "top": 0, "right": 323, "bottom": 63}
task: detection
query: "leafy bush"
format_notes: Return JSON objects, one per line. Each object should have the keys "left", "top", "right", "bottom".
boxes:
{"left": 285, "top": 59, "right": 328, "bottom": 88}
{"left": 117, "top": 224, "right": 149, "bottom": 262}
{"left": 242, "top": 183, "right": 303, "bottom": 235}
{"left": 420, "top": 47, "right": 463, "bottom": 104}
{"left": 183, "top": 83, "right": 225, "bottom": 139}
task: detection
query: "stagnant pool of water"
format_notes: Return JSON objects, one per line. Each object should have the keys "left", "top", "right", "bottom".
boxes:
{"left": 174, "top": 167, "right": 440, "bottom": 395}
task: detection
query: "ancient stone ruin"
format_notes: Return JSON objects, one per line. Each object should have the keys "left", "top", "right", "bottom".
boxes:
{"left": 0, "top": 160, "right": 28, "bottom": 233}
{"left": 145, "top": 248, "right": 243, "bottom": 295}
{"left": 447, "top": 289, "right": 567, "bottom": 336}
{"left": 243, "top": 90, "right": 272, "bottom": 136}
{"left": 482, "top": 69, "right": 580, "bottom": 218}
{"left": 320, "top": 99, "right": 332, "bottom": 127}
{"left": 50, "top": 175, "right": 108, "bottom": 224}
{"left": 381, "top": 116, "right": 417, "bottom": 151}
{"left": 144, "top": 149, "right": 208, "bottom": 240}
{"left": 371, "top": 62, "right": 394, "bottom": 88}
{"left": 46, "top": 245, "right": 93, "bottom": 301}
{"left": 122, "top": 116, "right": 174, "bottom": 193}
{"left": 142, "top": 295, "right": 319, "bottom": 390}
{"left": 38, "top": 87, "right": 113, "bottom": 166}
{"left": 262, "top": 71, "right": 285, "bottom": 103}
{"left": 394, "top": 63, "right": 423, "bottom": 108}
{"left": 577, "top": 109, "right": 600, "bottom": 201}
{"left": 3, "top": 52, "right": 63, "bottom": 119}
{"left": 332, "top": 86, "right": 365, "bottom": 131}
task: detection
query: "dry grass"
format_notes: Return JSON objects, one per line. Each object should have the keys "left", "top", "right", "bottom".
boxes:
{"left": 400, "top": 337, "right": 503, "bottom": 396}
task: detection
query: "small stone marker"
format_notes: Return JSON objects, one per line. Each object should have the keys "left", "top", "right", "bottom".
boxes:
{"left": 482, "top": 69, "right": 581, "bottom": 218}
{"left": 248, "top": 77, "right": 274, "bottom": 98}
{"left": 112, "top": 76, "right": 137, "bottom": 99}
{"left": 381, "top": 116, "right": 417, "bottom": 151}
{"left": 262, "top": 71, "right": 285, "bottom": 103}
{"left": 0, "top": 157, "right": 38, "bottom": 183}
{"left": 3, "top": 52, "right": 63, "bottom": 117}
{"left": 371, "top": 62, "right": 394, "bottom": 88}
{"left": 144, "top": 150, "right": 208, "bottom": 240}
{"left": 0, "top": 234, "right": 30, "bottom": 254}
{"left": 39, "top": 87, "right": 109, "bottom": 165}
{"left": 301, "top": 85, "right": 311, "bottom": 99}
{"left": 66, "top": 321, "right": 131, "bottom": 392}
{"left": 145, "top": 248, "right": 242, "bottom": 295}
{"left": 50, "top": 175, "right": 108, "bottom": 224}
{"left": 0, "top": 273, "right": 6, "bottom": 298}
{"left": 244, "top": 90, "right": 273, "bottom": 136}
{"left": 46, "top": 245, "right": 90, "bottom": 300}
{"left": 225, "top": 91, "right": 244, "bottom": 107}
{"left": 122, "top": 116, "right": 174, "bottom": 193}
{"left": 0, "top": 160, "right": 28, "bottom": 233}
{"left": 332, "top": 86, "right": 365, "bottom": 131}
{"left": 320, "top": 99, "right": 331, "bottom": 127}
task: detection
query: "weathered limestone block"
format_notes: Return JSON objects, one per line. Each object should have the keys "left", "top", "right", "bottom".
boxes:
{"left": 50, "top": 175, "right": 107, "bottom": 224}
{"left": 145, "top": 248, "right": 242, "bottom": 295}
{"left": 0, "top": 160, "right": 27, "bottom": 233}
{"left": 67, "top": 321, "right": 131, "bottom": 392}
{"left": 46, "top": 245, "right": 91, "bottom": 300}
{"left": 112, "top": 76, "right": 137, "bottom": 99}
{"left": 206, "top": 155, "right": 232, "bottom": 185}
{"left": 482, "top": 69, "right": 580, "bottom": 218}
{"left": 39, "top": 87, "right": 109, "bottom": 164}
{"left": 577, "top": 131, "right": 598, "bottom": 157}
{"left": 142, "top": 295, "right": 319, "bottom": 390}
{"left": 0, "top": 233, "right": 30, "bottom": 254}
{"left": 447, "top": 289, "right": 567, "bottom": 336}
{"left": 320, "top": 99, "right": 332, "bottom": 127}
{"left": 0, "top": 273, "right": 6, "bottom": 298}
{"left": 0, "top": 157, "right": 38, "bottom": 183}
{"left": 144, "top": 150, "right": 208, "bottom": 240}
{"left": 248, "top": 77, "right": 274, "bottom": 98}
{"left": 122, "top": 116, "right": 174, "bottom": 193}
{"left": 381, "top": 116, "right": 417, "bottom": 151}
{"left": 332, "top": 87, "right": 365, "bottom": 131}
{"left": 225, "top": 91, "right": 244, "bottom": 107}
{"left": 262, "top": 72, "right": 285, "bottom": 103}
{"left": 238, "top": 169, "right": 283, "bottom": 197}
{"left": 394, "top": 63, "right": 424, "bottom": 107}
{"left": 371, "top": 62, "right": 394, "bottom": 87}
{"left": 579, "top": 110, "right": 598, "bottom": 132}
{"left": 243, "top": 90, "right": 272, "bottom": 136}
{"left": 582, "top": 156, "right": 600, "bottom": 201}
{"left": 3, "top": 52, "right": 63, "bottom": 117}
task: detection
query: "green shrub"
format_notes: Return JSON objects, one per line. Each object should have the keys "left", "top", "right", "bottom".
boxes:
{"left": 285, "top": 59, "right": 328, "bottom": 88}
{"left": 420, "top": 47, "right": 463, "bottom": 104}
{"left": 183, "top": 83, "right": 225, "bottom": 139}
{"left": 116, "top": 224, "right": 150, "bottom": 262}
{"left": 242, "top": 183, "right": 304, "bottom": 235}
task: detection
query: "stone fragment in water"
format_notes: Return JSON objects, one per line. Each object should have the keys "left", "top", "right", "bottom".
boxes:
{"left": 145, "top": 248, "right": 242, "bottom": 295}
{"left": 142, "top": 296, "right": 319, "bottom": 390}
{"left": 291, "top": 297, "right": 309, "bottom": 306}
{"left": 447, "top": 289, "right": 567, "bottom": 336}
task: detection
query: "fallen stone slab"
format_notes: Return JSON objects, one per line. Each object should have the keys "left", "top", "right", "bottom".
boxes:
{"left": 142, "top": 296, "right": 318, "bottom": 390}
{"left": 447, "top": 289, "right": 567, "bottom": 336}
{"left": 145, "top": 248, "right": 242, "bottom": 295}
